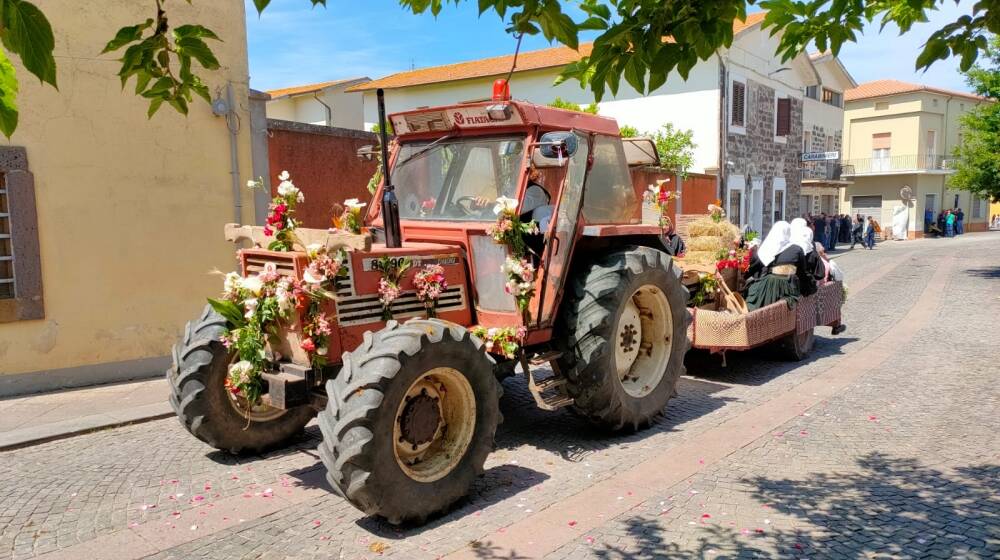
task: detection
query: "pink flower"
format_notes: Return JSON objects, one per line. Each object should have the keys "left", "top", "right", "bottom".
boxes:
{"left": 300, "top": 338, "right": 316, "bottom": 353}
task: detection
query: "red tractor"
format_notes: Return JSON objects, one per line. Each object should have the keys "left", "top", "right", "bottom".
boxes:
{"left": 168, "top": 83, "right": 690, "bottom": 523}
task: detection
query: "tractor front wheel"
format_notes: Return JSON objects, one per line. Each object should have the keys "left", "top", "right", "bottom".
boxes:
{"left": 167, "top": 305, "right": 316, "bottom": 454}
{"left": 318, "top": 319, "right": 501, "bottom": 524}
{"left": 557, "top": 246, "right": 690, "bottom": 431}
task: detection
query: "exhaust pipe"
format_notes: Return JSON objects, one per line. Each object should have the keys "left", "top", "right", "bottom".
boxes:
{"left": 377, "top": 89, "right": 402, "bottom": 248}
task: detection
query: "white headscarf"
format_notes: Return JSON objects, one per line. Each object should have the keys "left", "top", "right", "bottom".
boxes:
{"left": 790, "top": 218, "right": 814, "bottom": 254}
{"left": 757, "top": 220, "right": 792, "bottom": 266}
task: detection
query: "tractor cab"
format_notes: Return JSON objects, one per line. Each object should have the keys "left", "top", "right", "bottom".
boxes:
{"left": 367, "top": 80, "right": 660, "bottom": 339}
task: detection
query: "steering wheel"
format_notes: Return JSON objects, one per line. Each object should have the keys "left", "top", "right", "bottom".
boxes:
{"left": 453, "top": 196, "right": 483, "bottom": 217}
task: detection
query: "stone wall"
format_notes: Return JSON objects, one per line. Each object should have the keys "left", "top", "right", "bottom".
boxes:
{"left": 726, "top": 78, "right": 803, "bottom": 231}
{"left": 802, "top": 125, "right": 843, "bottom": 181}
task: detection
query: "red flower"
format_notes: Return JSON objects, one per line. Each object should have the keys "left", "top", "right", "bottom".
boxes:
{"left": 421, "top": 198, "right": 436, "bottom": 209}
{"left": 300, "top": 337, "right": 316, "bottom": 353}
{"left": 263, "top": 226, "right": 273, "bottom": 237}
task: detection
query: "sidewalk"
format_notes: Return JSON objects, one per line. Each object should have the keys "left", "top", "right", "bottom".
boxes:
{"left": 0, "top": 377, "right": 171, "bottom": 450}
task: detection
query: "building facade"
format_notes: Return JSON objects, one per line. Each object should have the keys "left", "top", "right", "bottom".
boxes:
{"left": 841, "top": 80, "right": 991, "bottom": 238}
{"left": 265, "top": 78, "right": 370, "bottom": 130}
{"left": 0, "top": 0, "right": 258, "bottom": 394}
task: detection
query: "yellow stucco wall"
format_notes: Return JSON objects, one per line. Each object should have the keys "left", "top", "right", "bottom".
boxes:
{"left": 0, "top": 1, "right": 254, "bottom": 376}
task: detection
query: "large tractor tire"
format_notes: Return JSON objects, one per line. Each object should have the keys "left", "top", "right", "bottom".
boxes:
{"left": 167, "top": 305, "right": 316, "bottom": 454}
{"left": 318, "top": 319, "right": 501, "bottom": 525}
{"left": 557, "top": 246, "right": 690, "bottom": 431}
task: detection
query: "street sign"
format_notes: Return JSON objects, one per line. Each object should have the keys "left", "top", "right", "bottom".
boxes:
{"left": 801, "top": 151, "right": 839, "bottom": 162}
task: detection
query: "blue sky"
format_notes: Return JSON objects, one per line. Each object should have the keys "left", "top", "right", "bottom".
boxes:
{"left": 246, "top": 0, "right": 974, "bottom": 93}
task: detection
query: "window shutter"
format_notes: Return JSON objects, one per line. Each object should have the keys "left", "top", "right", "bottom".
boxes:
{"left": 776, "top": 98, "right": 791, "bottom": 137}
{"left": 731, "top": 82, "right": 745, "bottom": 127}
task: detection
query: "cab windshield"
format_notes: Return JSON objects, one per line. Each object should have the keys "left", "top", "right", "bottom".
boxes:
{"left": 392, "top": 135, "right": 526, "bottom": 221}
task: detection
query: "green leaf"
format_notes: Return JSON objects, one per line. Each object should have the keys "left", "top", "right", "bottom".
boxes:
{"left": 173, "top": 24, "right": 221, "bottom": 41}
{"left": 176, "top": 36, "right": 220, "bottom": 69}
{"left": 2, "top": 0, "right": 57, "bottom": 87}
{"left": 102, "top": 20, "right": 153, "bottom": 54}
{"left": 147, "top": 97, "right": 164, "bottom": 118}
{"left": 0, "top": 49, "right": 18, "bottom": 138}
{"left": 208, "top": 297, "right": 245, "bottom": 327}
{"left": 252, "top": 0, "right": 271, "bottom": 14}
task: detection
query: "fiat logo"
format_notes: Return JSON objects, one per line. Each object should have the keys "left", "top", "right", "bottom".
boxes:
{"left": 453, "top": 112, "right": 465, "bottom": 125}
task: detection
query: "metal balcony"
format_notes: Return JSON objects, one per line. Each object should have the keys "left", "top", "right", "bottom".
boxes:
{"left": 840, "top": 154, "right": 954, "bottom": 176}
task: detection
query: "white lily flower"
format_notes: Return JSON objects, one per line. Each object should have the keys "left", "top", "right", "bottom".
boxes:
{"left": 240, "top": 276, "right": 264, "bottom": 296}
{"left": 493, "top": 196, "right": 518, "bottom": 215}
{"left": 243, "top": 298, "right": 259, "bottom": 319}
{"left": 306, "top": 243, "right": 324, "bottom": 260}
{"left": 344, "top": 198, "right": 367, "bottom": 209}
{"left": 278, "top": 170, "right": 290, "bottom": 181}
{"left": 303, "top": 268, "right": 324, "bottom": 285}
{"left": 223, "top": 272, "right": 241, "bottom": 294}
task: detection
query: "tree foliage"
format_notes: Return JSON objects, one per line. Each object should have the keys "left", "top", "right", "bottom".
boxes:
{"left": 547, "top": 96, "right": 598, "bottom": 113}
{"left": 0, "top": 0, "right": 994, "bottom": 137}
{"left": 950, "top": 36, "right": 1000, "bottom": 202}
{"left": 647, "top": 123, "right": 696, "bottom": 175}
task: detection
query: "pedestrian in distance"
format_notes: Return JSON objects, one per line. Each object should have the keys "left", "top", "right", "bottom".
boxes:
{"left": 865, "top": 216, "right": 877, "bottom": 249}
{"left": 830, "top": 214, "right": 840, "bottom": 251}
{"left": 956, "top": 207, "right": 965, "bottom": 235}
{"left": 851, "top": 215, "right": 864, "bottom": 249}
{"left": 924, "top": 206, "right": 934, "bottom": 234}
{"left": 945, "top": 209, "right": 956, "bottom": 238}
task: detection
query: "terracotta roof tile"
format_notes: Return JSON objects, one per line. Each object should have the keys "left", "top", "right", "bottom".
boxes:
{"left": 349, "top": 12, "right": 768, "bottom": 92}
{"left": 267, "top": 77, "right": 369, "bottom": 99}
{"left": 845, "top": 79, "right": 986, "bottom": 103}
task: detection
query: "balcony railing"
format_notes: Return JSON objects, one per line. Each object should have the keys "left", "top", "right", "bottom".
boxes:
{"left": 802, "top": 161, "right": 851, "bottom": 181}
{"left": 842, "top": 154, "right": 954, "bottom": 175}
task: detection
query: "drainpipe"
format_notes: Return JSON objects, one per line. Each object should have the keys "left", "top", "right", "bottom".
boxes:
{"left": 313, "top": 92, "right": 333, "bottom": 127}
{"left": 717, "top": 52, "right": 728, "bottom": 205}
{"left": 941, "top": 94, "right": 953, "bottom": 208}
{"left": 225, "top": 83, "right": 242, "bottom": 224}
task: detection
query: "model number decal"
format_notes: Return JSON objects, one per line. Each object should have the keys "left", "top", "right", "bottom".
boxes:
{"left": 362, "top": 255, "right": 459, "bottom": 272}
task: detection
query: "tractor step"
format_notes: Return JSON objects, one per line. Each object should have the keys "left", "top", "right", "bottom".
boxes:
{"left": 262, "top": 363, "right": 310, "bottom": 409}
{"left": 529, "top": 350, "right": 564, "bottom": 366}
{"left": 522, "top": 355, "right": 574, "bottom": 412}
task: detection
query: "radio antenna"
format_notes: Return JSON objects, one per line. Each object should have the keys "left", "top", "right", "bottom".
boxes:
{"left": 504, "top": 31, "right": 525, "bottom": 88}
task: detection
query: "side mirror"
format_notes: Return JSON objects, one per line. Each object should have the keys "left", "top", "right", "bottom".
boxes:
{"left": 538, "top": 131, "right": 577, "bottom": 159}
{"left": 357, "top": 145, "right": 376, "bottom": 161}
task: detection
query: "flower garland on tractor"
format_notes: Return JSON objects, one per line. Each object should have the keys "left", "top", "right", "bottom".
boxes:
{"left": 413, "top": 264, "right": 448, "bottom": 317}
{"left": 479, "top": 195, "right": 540, "bottom": 356}
{"left": 210, "top": 172, "right": 346, "bottom": 412}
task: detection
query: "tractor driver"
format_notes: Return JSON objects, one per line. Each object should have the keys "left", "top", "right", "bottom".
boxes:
{"left": 470, "top": 166, "right": 554, "bottom": 231}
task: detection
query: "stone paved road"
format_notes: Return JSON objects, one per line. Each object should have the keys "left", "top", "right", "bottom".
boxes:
{"left": 1, "top": 234, "right": 998, "bottom": 560}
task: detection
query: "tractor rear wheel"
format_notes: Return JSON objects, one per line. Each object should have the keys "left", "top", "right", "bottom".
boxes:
{"left": 557, "top": 246, "right": 690, "bottom": 431}
{"left": 167, "top": 305, "right": 316, "bottom": 454}
{"left": 318, "top": 319, "right": 501, "bottom": 524}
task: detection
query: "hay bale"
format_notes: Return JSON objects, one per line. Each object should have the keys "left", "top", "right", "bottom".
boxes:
{"left": 687, "top": 235, "right": 727, "bottom": 253}
{"left": 681, "top": 251, "right": 719, "bottom": 266}
{"left": 687, "top": 216, "right": 739, "bottom": 240}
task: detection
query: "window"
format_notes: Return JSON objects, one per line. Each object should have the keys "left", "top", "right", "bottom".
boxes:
{"left": 775, "top": 97, "right": 791, "bottom": 138}
{"left": 772, "top": 177, "right": 786, "bottom": 224}
{"left": 805, "top": 85, "right": 818, "bottom": 100}
{"left": 582, "top": 135, "right": 637, "bottom": 224}
{"left": 0, "top": 178, "right": 11, "bottom": 299}
{"left": 925, "top": 194, "right": 936, "bottom": 214}
{"left": 0, "top": 146, "right": 43, "bottom": 323}
{"left": 954, "top": 194, "right": 960, "bottom": 209}
{"left": 802, "top": 130, "right": 812, "bottom": 153}
{"left": 391, "top": 136, "right": 524, "bottom": 221}
{"left": 973, "top": 197, "right": 986, "bottom": 219}
{"left": 731, "top": 80, "right": 746, "bottom": 128}
{"left": 727, "top": 176, "right": 745, "bottom": 229}
{"left": 872, "top": 133, "right": 891, "bottom": 172}
{"left": 875, "top": 101, "right": 889, "bottom": 110}
{"left": 925, "top": 130, "right": 938, "bottom": 168}
{"left": 822, "top": 88, "right": 842, "bottom": 107}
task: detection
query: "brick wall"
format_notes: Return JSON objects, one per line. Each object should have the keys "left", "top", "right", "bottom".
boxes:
{"left": 725, "top": 78, "right": 803, "bottom": 231}
{"left": 267, "top": 119, "right": 378, "bottom": 229}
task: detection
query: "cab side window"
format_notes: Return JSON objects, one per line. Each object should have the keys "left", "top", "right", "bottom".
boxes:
{"left": 582, "top": 135, "right": 636, "bottom": 224}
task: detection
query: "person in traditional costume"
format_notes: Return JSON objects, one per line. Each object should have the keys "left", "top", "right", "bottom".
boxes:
{"left": 660, "top": 216, "right": 686, "bottom": 256}
{"left": 744, "top": 221, "right": 816, "bottom": 310}
{"left": 790, "top": 218, "right": 822, "bottom": 291}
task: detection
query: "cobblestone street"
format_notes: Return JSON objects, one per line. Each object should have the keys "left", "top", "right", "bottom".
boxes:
{"left": 2, "top": 234, "right": 998, "bottom": 560}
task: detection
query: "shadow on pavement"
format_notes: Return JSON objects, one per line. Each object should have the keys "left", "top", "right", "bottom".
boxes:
{"left": 354, "top": 464, "right": 549, "bottom": 538}
{"left": 964, "top": 266, "right": 1000, "bottom": 279}
{"left": 593, "top": 452, "right": 999, "bottom": 558}
{"left": 685, "top": 334, "right": 858, "bottom": 387}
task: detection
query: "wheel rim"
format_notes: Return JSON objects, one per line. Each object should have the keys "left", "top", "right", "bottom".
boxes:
{"left": 614, "top": 284, "right": 673, "bottom": 398}
{"left": 223, "top": 352, "right": 287, "bottom": 422}
{"left": 393, "top": 367, "right": 477, "bottom": 483}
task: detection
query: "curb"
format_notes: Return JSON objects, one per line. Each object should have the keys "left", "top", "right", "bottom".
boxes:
{"left": 0, "top": 402, "right": 173, "bottom": 451}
